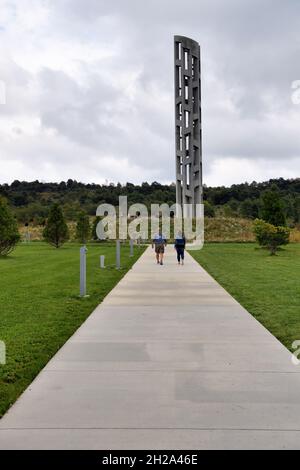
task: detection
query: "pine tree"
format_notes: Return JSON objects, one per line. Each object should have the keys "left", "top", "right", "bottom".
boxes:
{"left": 0, "top": 197, "right": 20, "bottom": 256}
{"left": 76, "top": 212, "right": 90, "bottom": 243}
{"left": 260, "top": 186, "right": 286, "bottom": 226}
{"left": 253, "top": 219, "right": 290, "bottom": 255}
{"left": 43, "top": 203, "right": 69, "bottom": 248}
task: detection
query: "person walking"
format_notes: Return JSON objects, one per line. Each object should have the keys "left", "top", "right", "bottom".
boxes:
{"left": 174, "top": 231, "right": 186, "bottom": 265}
{"left": 152, "top": 231, "right": 167, "bottom": 265}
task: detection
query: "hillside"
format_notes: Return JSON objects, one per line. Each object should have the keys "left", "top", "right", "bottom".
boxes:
{"left": 0, "top": 177, "right": 299, "bottom": 226}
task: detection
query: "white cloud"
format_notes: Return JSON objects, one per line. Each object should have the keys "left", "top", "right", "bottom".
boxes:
{"left": 0, "top": 0, "right": 299, "bottom": 186}
{"left": 205, "top": 157, "right": 300, "bottom": 187}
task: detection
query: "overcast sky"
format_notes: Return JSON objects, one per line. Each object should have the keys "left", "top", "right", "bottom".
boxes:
{"left": 0, "top": 0, "right": 300, "bottom": 186}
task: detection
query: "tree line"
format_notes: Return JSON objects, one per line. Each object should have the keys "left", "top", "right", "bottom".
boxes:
{"left": 1, "top": 177, "right": 299, "bottom": 225}
{"left": 0, "top": 182, "right": 295, "bottom": 255}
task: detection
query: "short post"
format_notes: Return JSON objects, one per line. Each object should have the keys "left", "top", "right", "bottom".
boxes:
{"left": 100, "top": 255, "right": 105, "bottom": 268}
{"left": 116, "top": 240, "right": 121, "bottom": 269}
{"left": 80, "top": 245, "right": 87, "bottom": 297}
{"left": 129, "top": 238, "right": 134, "bottom": 257}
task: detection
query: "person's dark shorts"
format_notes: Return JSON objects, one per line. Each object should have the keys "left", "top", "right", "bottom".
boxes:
{"left": 155, "top": 244, "right": 165, "bottom": 254}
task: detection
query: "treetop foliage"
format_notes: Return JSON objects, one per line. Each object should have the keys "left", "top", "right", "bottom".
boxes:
{"left": 0, "top": 177, "right": 299, "bottom": 225}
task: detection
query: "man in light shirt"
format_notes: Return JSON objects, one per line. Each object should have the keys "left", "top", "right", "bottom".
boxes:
{"left": 152, "top": 231, "right": 167, "bottom": 265}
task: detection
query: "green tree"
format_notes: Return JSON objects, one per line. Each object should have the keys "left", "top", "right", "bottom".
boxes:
{"left": 240, "top": 198, "right": 259, "bottom": 219}
{"left": 43, "top": 203, "right": 69, "bottom": 248}
{"left": 0, "top": 197, "right": 20, "bottom": 256}
{"left": 260, "top": 187, "right": 286, "bottom": 226}
{"left": 253, "top": 219, "right": 290, "bottom": 255}
{"left": 294, "top": 196, "right": 300, "bottom": 224}
{"left": 76, "top": 211, "right": 90, "bottom": 243}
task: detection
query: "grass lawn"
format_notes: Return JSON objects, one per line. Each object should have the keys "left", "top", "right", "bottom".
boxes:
{"left": 0, "top": 241, "right": 145, "bottom": 418}
{"left": 189, "top": 243, "right": 300, "bottom": 352}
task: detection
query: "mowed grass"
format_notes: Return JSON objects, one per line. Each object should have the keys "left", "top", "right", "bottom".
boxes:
{"left": 190, "top": 243, "right": 300, "bottom": 351}
{"left": 0, "top": 242, "right": 145, "bottom": 418}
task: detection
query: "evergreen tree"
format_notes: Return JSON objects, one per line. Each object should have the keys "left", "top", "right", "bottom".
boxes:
{"left": 260, "top": 186, "right": 286, "bottom": 226}
{"left": 0, "top": 197, "right": 20, "bottom": 256}
{"left": 253, "top": 219, "right": 290, "bottom": 255}
{"left": 76, "top": 211, "right": 90, "bottom": 243}
{"left": 43, "top": 203, "right": 69, "bottom": 248}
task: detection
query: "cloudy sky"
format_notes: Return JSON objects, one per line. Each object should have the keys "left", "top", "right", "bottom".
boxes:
{"left": 0, "top": 0, "right": 300, "bottom": 186}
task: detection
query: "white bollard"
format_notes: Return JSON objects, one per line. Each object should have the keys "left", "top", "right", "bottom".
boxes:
{"left": 130, "top": 239, "right": 134, "bottom": 257}
{"left": 100, "top": 255, "right": 105, "bottom": 268}
{"left": 80, "top": 245, "right": 87, "bottom": 297}
{"left": 116, "top": 240, "right": 121, "bottom": 269}
{"left": 0, "top": 340, "right": 6, "bottom": 365}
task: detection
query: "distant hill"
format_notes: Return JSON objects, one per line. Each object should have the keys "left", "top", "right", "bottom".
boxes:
{"left": 0, "top": 177, "right": 299, "bottom": 225}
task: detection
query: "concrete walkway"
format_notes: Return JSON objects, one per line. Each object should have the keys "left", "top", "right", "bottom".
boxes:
{"left": 1, "top": 245, "right": 300, "bottom": 449}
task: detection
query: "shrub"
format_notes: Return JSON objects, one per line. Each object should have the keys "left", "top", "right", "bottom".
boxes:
{"left": 0, "top": 197, "right": 20, "bottom": 256}
{"left": 253, "top": 219, "right": 290, "bottom": 255}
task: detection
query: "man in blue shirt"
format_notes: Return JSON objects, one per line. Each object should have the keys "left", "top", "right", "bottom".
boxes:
{"left": 152, "top": 231, "right": 167, "bottom": 265}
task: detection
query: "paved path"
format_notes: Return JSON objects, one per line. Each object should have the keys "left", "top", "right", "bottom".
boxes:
{"left": 1, "top": 246, "right": 300, "bottom": 449}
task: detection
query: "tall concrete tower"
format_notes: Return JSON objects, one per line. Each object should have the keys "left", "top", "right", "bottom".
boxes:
{"left": 174, "top": 35, "right": 202, "bottom": 217}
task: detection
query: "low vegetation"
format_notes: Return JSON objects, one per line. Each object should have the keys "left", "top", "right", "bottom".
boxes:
{"left": 16, "top": 216, "right": 300, "bottom": 244}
